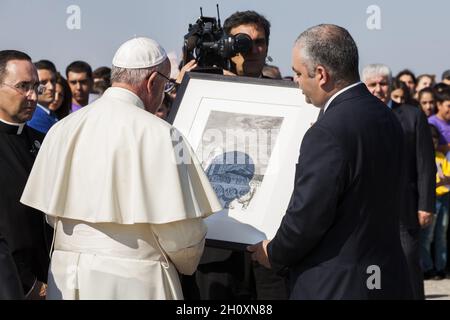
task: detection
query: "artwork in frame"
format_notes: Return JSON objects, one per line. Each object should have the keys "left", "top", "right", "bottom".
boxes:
{"left": 168, "top": 72, "right": 319, "bottom": 249}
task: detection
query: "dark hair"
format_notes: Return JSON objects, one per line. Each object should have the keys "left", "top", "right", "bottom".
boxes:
{"left": 296, "top": 24, "right": 359, "bottom": 85}
{"left": 391, "top": 78, "right": 414, "bottom": 105}
{"left": 92, "top": 66, "right": 111, "bottom": 94}
{"left": 92, "top": 81, "right": 110, "bottom": 95}
{"left": 433, "top": 82, "right": 450, "bottom": 94}
{"left": 93, "top": 66, "right": 111, "bottom": 80}
{"left": 0, "top": 50, "right": 31, "bottom": 82}
{"left": 441, "top": 70, "right": 450, "bottom": 81}
{"left": 435, "top": 88, "right": 450, "bottom": 103}
{"left": 416, "top": 74, "right": 435, "bottom": 87}
{"left": 224, "top": 10, "right": 271, "bottom": 45}
{"left": 65, "top": 60, "right": 92, "bottom": 79}
{"left": 53, "top": 73, "right": 71, "bottom": 119}
{"left": 395, "top": 69, "right": 417, "bottom": 85}
{"left": 418, "top": 87, "right": 435, "bottom": 102}
{"left": 34, "top": 59, "right": 57, "bottom": 74}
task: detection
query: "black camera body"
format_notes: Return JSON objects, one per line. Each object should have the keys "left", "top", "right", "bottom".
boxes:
{"left": 183, "top": 7, "right": 252, "bottom": 71}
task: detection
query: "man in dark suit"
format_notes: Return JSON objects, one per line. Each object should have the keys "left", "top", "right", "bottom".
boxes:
{"left": 0, "top": 50, "right": 52, "bottom": 299}
{"left": 248, "top": 24, "right": 413, "bottom": 299}
{"left": 362, "top": 64, "right": 435, "bottom": 300}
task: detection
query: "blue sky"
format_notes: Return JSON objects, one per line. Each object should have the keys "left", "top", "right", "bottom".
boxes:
{"left": 1, "top": 0, "right": 449, "bottom": 80}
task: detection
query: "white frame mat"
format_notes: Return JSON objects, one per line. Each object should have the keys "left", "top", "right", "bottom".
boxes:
{"left": 169, "top": 73, "right": 319, "bottom": 246}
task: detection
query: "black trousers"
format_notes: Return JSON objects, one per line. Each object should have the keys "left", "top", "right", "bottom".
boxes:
{"left": 400, "top": 225, "right": 425, "bottom": 300}
{"left": 181, "top": 246, "right": 289, "bottom": 300}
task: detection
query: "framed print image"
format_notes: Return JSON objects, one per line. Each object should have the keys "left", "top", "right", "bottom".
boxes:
{"left": 169, "top": 73, "right": 319, "bottom": 248}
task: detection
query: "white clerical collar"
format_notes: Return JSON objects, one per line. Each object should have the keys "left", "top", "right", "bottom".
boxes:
{"left": 103, "top": 87, "right": 145, "bottom": 110}
{"left": 37, "top": 103, "right": 51, "bottom": 115}
{"left": 0, "top": 117, "right": 26, "bottom": 134}
{"left": 323, "top": 82, "right": 362, "bottom": 113}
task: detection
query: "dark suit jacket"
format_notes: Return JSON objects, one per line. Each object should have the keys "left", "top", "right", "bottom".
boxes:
{"left": 268, "top": 83, "right": 413, "bottom": 299}
{"left": 390, "top": 101, "right": 436, "bottom": 228}
{"left": 0, "top": 124, "right": 52, "bottom": 294}
{"left": 0, "top": 235, "right": 24, "bottom": 299}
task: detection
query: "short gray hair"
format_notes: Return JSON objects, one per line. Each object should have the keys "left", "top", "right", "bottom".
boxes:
{"left": 295, "top": 24, "right": 359, "bottom": 85}
{"left": 111, "top": 65, "right": 157, "bottom": 86}
{"left": 361, "top": 64, "right": 392, "bottom": 85}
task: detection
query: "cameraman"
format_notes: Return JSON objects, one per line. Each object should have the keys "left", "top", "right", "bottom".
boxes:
{"left": 224, "top": 10, "right": 269, "bottom": 77}
{"left": 182, "top": 11, "right": 289, "bottom": 300}
{"left": 177, "top": 10, "right": 274, "bottom": 81}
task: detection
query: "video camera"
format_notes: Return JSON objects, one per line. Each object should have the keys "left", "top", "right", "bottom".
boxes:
{"left": 182, "top": 5, "right": 252, "bottom": 72}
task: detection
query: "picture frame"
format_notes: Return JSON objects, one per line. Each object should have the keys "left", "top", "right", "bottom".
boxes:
{"left": 168, "top": 72, "right": 319, "bottom": 250}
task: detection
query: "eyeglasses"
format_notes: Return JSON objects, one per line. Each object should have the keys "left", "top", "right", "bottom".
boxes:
{"left": 154, "top": 71, "right": 178, "bottom": 93}
{"left": 0, "top": 82, "right": 46, "bottom": 95}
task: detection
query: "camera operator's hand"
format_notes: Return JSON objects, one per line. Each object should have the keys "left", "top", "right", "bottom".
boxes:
{"left": 176, "top": 60, "right": 198, "bottom": 84}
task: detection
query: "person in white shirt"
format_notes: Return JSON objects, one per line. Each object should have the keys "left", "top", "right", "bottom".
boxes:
{"left": 21, "top": 37, "right": 221, "bottom": 300}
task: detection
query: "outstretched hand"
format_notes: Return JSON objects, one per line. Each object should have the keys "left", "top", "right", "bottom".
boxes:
{"left": 247, "top": 240, "right": 271, "bottom": 269}
{"left": 176, "top": 59, "right": 198, "bottom": 84}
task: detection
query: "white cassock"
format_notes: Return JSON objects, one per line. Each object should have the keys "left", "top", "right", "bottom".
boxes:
{"left": 20, "top": 87, "right": 222, "bottom": 300}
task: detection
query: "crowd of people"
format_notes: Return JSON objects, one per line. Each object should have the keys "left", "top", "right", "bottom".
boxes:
{"left": 0, "top": 9, "right": 449, "bottom": 300}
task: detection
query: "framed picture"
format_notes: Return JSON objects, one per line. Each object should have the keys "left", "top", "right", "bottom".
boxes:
{"left": 169, "top": 73, "right": 319, "bottom": 249}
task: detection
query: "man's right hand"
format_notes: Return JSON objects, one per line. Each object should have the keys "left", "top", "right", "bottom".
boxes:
{"left": 247, "top": 240, "right": 271, "bottom": 269}
{"left": 418, "top": 210, "right": 433, "bottom": 228}
{"left": 26, "top": 280, "right": 47, "bottom": 300}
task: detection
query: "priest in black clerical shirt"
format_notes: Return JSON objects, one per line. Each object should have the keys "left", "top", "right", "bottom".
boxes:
{"left": 0, "top": 50, "right": 52, "bottom": 299}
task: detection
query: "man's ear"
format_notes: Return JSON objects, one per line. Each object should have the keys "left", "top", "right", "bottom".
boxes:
{"left": 146, "top": 71, "right": 158, "bottom": 93}
{"left": 316, "top": 65, "right": 329, "bottom": 86}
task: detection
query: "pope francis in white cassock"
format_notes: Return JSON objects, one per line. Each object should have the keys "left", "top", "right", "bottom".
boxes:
{"left": 20, "top": 37, "right": 222, "bottom": 299}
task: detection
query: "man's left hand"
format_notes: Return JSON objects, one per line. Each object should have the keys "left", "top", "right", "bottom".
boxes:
{"left": 247, "top": 240, "right": 271, "bottom": 269}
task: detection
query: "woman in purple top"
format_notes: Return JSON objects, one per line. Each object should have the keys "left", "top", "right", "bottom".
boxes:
{"left": 428, "top": 88, "right": 450, "bottom": 152}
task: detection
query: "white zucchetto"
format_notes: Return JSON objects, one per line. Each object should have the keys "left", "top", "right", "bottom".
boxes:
{"left": 112, "top": 37, "right": 167, "bottom": 69}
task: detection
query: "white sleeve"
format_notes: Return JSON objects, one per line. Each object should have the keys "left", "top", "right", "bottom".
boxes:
{"left": 151, "top": 218, "right": 207, "bottom": 275}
